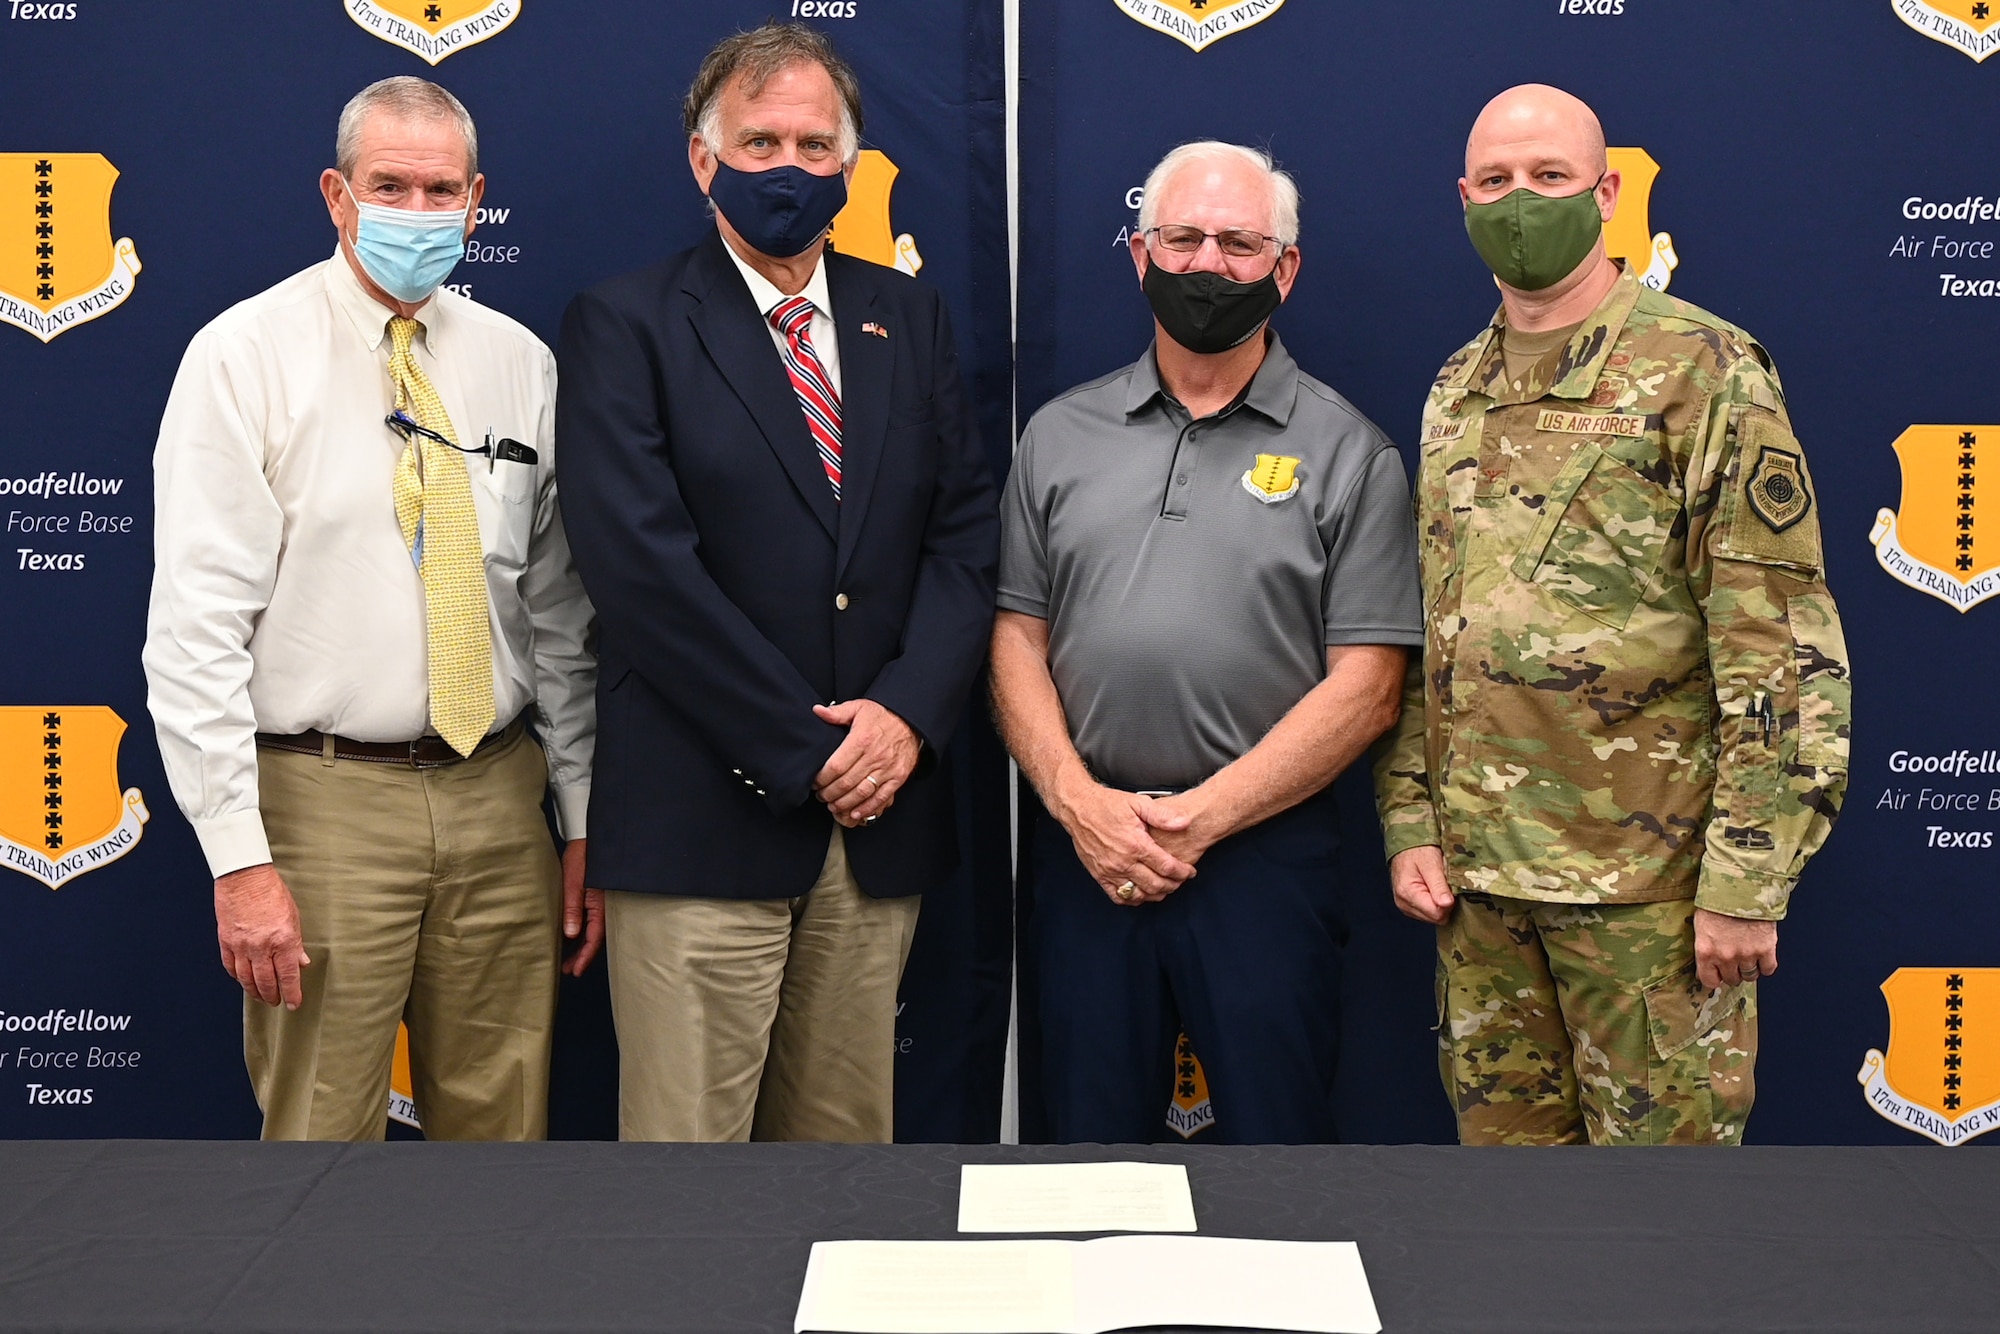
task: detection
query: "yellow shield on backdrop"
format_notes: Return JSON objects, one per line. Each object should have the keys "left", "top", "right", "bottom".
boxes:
{"left": 1603, "top": 148, "right": 1678, "bottom": 291}
{"left": 827, "top": 150, "right": 924, "bottom": 276}
{"left": 0, "top": 707, "right": 125, "bottom": 852}
{"left": 0, "top": 707, "right": 147, "bottom": 889}
{"left": 1903, "top": 0, "right": 2000, "bottom": 33}
{"left": 1889, "top": 0, "right": 2000, "bottom": 62}
{"left": 1880, "top": 969, "right": 2000, "bottom": 1121}
{"left": 344, "top": 0, "right": 519, "bottom": 64}
{"left": 1892, "top": 426, "right": 1998, "bottom": 583}
{"left": 0, "top": 154, "right": 141, "bottom": 341}
{"left": 1872, "top": 426, "right": 2000, "bottom": 610}
{"left": 1928, "top": 0, "right": 2000, "bottom": 24}
{"left": 1113, "top": 0, "right": 1289, "bottom": 52}
{"left": 368, "top": 0, "right": 461, "bottom": 30}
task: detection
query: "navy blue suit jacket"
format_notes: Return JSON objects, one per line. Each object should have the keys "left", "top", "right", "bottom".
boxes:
{"left": 556, "top": 232, "right": 999, "bottom": 900}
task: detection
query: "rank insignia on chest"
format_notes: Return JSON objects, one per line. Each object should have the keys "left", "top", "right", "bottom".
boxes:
{"left": 1241, "top": 453, "right": 1302, "bottom": 503}
{"left": 1747, "top": 445, "right": 1812, "bottom": 532}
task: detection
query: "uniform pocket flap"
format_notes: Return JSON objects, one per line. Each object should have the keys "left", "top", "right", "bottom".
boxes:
{"left": 1644, "top": 968, "right": 1747, "bottom": 1061}
{"left": 1509, "top": 439, "right": 1604, "bottom": 582}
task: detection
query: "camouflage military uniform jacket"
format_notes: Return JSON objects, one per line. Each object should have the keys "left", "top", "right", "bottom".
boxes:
{"left": 1374, "top": 268, "right": 1851, "bottom": 919}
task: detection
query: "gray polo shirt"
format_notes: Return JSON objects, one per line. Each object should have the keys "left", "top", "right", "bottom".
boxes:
{"left": 999, "top": 334, "right": 1422, "bottom": 790}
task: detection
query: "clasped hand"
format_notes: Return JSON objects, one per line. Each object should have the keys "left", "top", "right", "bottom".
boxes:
{"left": 1062, "top": 784, "right": 1217, "bottom": 906}
{"left": 813, "top": 699, "right": 921, "bottom": 827}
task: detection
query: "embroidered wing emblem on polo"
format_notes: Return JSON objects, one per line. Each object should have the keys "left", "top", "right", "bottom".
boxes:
{"left": 1747, "top": 445, "right": 1811, "bottom": 532}
{"left": 1241, "top": 453, "right": 1301, "bottom": 504}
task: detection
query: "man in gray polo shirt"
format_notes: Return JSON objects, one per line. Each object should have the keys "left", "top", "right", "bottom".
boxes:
{"left": 991, "top": 141, "right": 1422, "bottom": 1143}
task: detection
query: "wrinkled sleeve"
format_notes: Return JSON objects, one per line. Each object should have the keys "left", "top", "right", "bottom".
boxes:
{"left": 522, "top": 346, "right": 597, "bottom": 838}
{"left": 1372, "top": 655, "right": 1439, "bottom": 859}
{"left": 142, "top": 327, "right": 283, "bottom": 877}
{"left": 1683, "top": 360, "right": 1851, "bottom": 919}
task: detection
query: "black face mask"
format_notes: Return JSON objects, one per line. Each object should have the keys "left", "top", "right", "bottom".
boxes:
{"left": 1141, "top": 259, "right": 1283, "bottom": 354}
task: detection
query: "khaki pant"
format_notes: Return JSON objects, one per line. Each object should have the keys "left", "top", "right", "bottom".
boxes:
{"left": 1438, "top": 894, "right": 1758, "bottom": 1145}
{"left": 246, "top": 729, "right": 562, "bottom": 1141}
{"left": 606, "top": 829, "right": 920, "bottom": 1142}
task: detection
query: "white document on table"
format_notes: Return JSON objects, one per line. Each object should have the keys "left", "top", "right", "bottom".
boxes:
{"left": 956, "top": 1162, "right": 1197, "bottom": 1233}
{"left": 794, "top": 1234, "right": 1381, "bottom": 1334}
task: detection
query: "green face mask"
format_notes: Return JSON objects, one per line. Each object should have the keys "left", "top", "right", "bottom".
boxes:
{"left": 1463, "top": 178, "right": 1605, "bottom": 291}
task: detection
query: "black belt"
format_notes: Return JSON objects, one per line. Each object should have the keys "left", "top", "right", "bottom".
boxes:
{"left": 255, "top": 716, "right": 524, "bottom": 769}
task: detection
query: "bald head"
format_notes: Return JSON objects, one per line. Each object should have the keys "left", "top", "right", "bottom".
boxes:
{"left": 1462, "top": 84, "right": 1608, "bottom": 204}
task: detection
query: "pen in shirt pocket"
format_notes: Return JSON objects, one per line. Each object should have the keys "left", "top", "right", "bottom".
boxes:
{"left": 482, "top": 428, "right": 538, "bottom": 470}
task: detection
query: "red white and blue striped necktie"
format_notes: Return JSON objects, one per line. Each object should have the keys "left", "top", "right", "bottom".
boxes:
{"left": 770, "top": 296, "right": 842, "bottom": 500}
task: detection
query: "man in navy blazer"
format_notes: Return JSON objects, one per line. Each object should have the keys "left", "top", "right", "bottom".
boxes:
{"left": 555, "top": 23, "right": 998, "bottom": 1143}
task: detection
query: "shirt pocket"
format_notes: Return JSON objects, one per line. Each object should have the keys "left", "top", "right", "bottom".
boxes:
{"left": 472, "top": 459, "right": 536, "bottom": 573}
{"left": 1510, "top": 440, "right": 1673, "bottom": 631}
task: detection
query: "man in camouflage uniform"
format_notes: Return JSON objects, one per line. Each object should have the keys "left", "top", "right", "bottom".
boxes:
{"left": 1374, "top": 84, "right": 1851, "bottom": 1145}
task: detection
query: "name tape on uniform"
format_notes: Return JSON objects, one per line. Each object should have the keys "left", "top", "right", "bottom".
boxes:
{"left": 1425, "top": 419, "right": 1469, "bottom": 444}
{"left": 1535, "top": 410, "right": 1647, "bottom": 438}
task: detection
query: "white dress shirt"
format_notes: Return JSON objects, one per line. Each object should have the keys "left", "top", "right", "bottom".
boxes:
{"left": 144, "top": 250, "right": 596, "bottom": 878}
{"left": 723, "top": 239, "right": 843, "bottom": 400}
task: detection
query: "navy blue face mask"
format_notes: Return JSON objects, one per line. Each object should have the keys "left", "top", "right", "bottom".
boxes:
{"left": 706, "top": 159, "right": 849, "bottom": 259}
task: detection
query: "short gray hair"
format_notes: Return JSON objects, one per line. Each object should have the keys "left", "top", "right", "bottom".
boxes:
{"left": 683, "top": 22, "right": 862, "bottom": 163}
{"left": 335, "top": 76, "right": 479, "bottom": 181}
{"left": 1137, "top": 141, "right": 1300, "bottom": 246}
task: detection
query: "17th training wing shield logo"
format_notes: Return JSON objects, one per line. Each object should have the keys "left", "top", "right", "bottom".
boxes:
{"left": 345, "top": 0, "right": 520, "bottom": 65}
{"left": 1870, "top": 426, "right": 2000, "bottom": 612}
{"left": 0, "top": 155, "right": 141, "bottom": 343}
{"left": 1859, "top": 969, "right": 2000, "bottom": 1145}
{"left": 0, "top": 707, "right": 147, "bottom": 890}
{"left": 827, "top": 150, "right": 923, "bottom": 276}
{"left": 1114, "top": 0, "right": 1288, "bottom": 52}
{"left": 1604, "top": 147, "right": 1678, "bottom": 292}
{"left": 1890, "top": 0, "right": 2000, "bottom": 62}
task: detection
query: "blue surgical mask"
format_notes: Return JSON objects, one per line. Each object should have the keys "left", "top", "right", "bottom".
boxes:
{"left": 706, "top": 159, "right": 848, "bottom": 259}
{"left": 343, "top": 177, "right": 468, "bottom": 303}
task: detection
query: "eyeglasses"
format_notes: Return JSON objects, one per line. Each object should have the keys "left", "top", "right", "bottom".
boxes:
{"left": 1144, "top": 225, "right": 1285, "bottom": 259}
{"left": 384, "top": 412, "right": 487, "bottom": 456}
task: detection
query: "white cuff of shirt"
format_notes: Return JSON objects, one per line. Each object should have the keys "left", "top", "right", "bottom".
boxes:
{"left": 194, "top": 809, "right": 274, "bottom": 879}
{"left": 552, "top": 783, "right": 589, "bottom": 841}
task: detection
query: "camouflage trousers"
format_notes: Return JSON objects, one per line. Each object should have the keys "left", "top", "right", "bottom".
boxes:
{"left": 1436, "top": 894, "right": 1757, "bottom": 1145}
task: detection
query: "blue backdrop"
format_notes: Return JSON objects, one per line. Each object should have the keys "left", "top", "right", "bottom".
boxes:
{"left": 1018, "top": 0, "right": 2000, "bottom": 1145}
{"left": 5, "top": 0, "right": 1999, "bottom": 1148}
{"left": 0, "top": 0, "right": 1011, "bottom": 1142}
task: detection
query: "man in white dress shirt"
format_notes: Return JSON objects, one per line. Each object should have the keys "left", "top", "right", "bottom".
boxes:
{"left": 144, "top": 77, "right": 597, "bottom": 1141}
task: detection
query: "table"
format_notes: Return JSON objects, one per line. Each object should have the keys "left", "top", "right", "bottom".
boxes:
{"left": 1, "top": 1142, "right": 1993, "bottom": 1332}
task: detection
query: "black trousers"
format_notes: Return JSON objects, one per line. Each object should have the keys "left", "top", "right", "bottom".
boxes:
{"left": 1032, "top": 787, "right": 1348, "bottom": 1144}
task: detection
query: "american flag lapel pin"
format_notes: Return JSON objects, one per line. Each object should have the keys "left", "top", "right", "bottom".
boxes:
{"left": 860, "top": 321, "right": 889, "bottom": 338}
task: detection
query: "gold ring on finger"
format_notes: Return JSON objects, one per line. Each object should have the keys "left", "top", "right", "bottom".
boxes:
{"left": 1116, "top": 881, "right": 1137, "bottom": 901}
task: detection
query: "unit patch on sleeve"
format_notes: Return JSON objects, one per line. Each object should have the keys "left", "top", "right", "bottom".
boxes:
{"left": 1747, "top": 445, "right": 1812, "bottom": 533}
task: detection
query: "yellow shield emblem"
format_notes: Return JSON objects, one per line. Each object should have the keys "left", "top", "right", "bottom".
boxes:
{"left": 344, "top": 0, "right": 521, "bottom": 64}
{"left": 1165, "top": 1031, "right": 1215, "bottom": 1139}
{"left": 1113, "top": 0, "right": 1288, "bottom": 52}
{"left": 0, "top": 707, "right": 148, "bottom": 889}
{"left": 390, "top": 1023, "right": 422, "bottom": 1129}
{"left": 1603, "top": 147, "right": 1679, "bottom": 292}
{"left": 1241, "top": 453, "right": 1301, "bottom": 503}
{"left": 1860, "top": 969, "right": 2000, "bottom": 1145}
{"left": 1870, "top": 426, "right": 2000, "bottom": 612}
{"left": 827, "top": 150, "right": 924, "bottom": 276}
{"left": 0, "top": 154, "right": 141, "bottom": 343}
{"left": 1890, "top": 0, "right": 2000, "bottom": 62}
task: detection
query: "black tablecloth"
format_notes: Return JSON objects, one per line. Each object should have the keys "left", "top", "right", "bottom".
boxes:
{"left": 0, "top": 1141, "right": 1992, "bottom": 1332}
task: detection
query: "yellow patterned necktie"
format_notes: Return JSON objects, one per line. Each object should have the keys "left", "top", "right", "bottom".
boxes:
{"left": 386, "top": 315, "right": 495, "bottom": 757}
